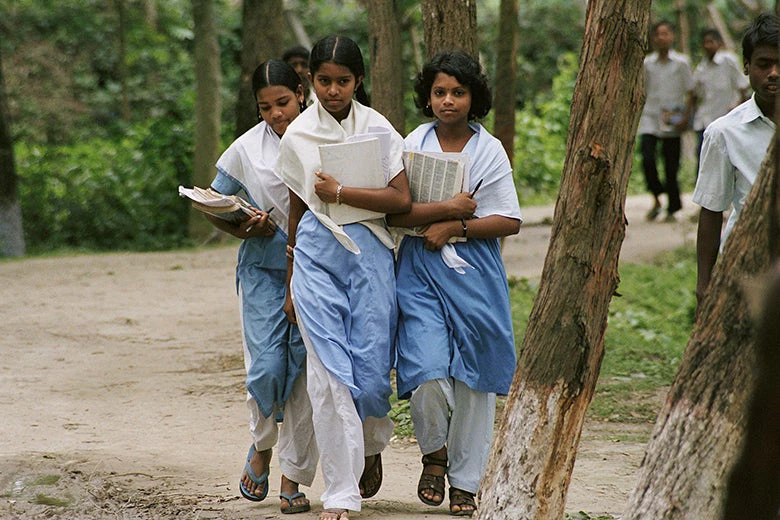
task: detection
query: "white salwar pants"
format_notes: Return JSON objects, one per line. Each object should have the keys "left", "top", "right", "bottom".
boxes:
{"left": 297, "top": 315, "right": 394, "bottom": 512}
{"left": 410, "top": 378, "right": 496, "bottom": 494}
{"left": 240, "top": 290, "right": 318, "bottom": 487}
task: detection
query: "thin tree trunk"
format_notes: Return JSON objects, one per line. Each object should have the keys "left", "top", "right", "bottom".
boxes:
{"left": 420, "top": 0, "right": 478, "bottom": 59}
{"left": 674, "top": 0, "right": 691, "bottom": 56}
{"left": 477, "top": 1, "right": 651, "bottom": 518}
{"left": 0, "top": 48, "right": 25, "bottom": 257}
{"left": 117, "top": 0, "right": 131, "bottom": 121}
{"left": 624, "top": 144, "right": 779, "bottom": 518}
{"left": 365, "top": 0, "right": 405, "bottom": 133}
{"left": 191, "top": 0, "right": 222, "bottom": 239}
{"left": 493, "top": 0, "right": 518, "bottom": 165}
{"left": 235, "top": 0, "right": 285, "bottom": 137}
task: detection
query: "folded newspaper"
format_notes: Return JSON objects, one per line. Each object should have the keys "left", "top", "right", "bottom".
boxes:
{"left": 178, "top": 185, "right": 254, "bottom": 223}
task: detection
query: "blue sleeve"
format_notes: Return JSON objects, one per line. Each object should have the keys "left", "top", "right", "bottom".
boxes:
{"left": 210, "top": 169, "right": 242, "bottom": 196}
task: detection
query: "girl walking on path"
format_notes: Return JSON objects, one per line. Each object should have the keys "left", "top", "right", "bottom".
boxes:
{"left": 276, "top": 35, "right": 411, "bottom": 520}
{"left": 387, "top": 50, "right": 522, "bottom": 517}
{"left": 204, "top": 60, "right": 316, "bottom": 515}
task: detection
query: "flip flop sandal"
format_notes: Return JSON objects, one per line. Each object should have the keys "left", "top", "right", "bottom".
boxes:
{"left": 239, "top": 445, "right": 269, "bottom": 502}
{"left": 359, "top": 453, "right": 383, "bottom": 499}
{"left": 417, "top": 454, "right": 447, "bottom": 506}
{"left": 449, "top": 487, "right": 477, "bottom": 517}
{"left": 319, "top": 508, "right": 349, "bottom": 520}
{"left": 279, "top": 491, "right": 311, "bottom": 514}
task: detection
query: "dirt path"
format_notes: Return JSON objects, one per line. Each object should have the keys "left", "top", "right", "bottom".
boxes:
{"left": 0, "top": 194, "right": 697, "bottom": 519}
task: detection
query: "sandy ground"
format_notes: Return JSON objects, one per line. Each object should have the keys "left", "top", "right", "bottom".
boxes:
{"left": 0, "top": 194, "right": 698, "bottom": 519}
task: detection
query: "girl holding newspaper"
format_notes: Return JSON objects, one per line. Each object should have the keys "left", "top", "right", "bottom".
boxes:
{"left": 386, "top": 50, "right": 522, "bottom": 517}
{"left": 275, "top": 35, "right": 411, "bottom": 520}
{"left": 204, "top": 60, "right": 316, "bottom": 515}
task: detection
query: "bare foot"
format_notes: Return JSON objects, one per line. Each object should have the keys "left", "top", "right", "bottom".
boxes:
{"left": 241, "top": 446, "right": 271, "bottom": 498}
{"left": 319, "top": 508, "right": 349, "bottom": 520}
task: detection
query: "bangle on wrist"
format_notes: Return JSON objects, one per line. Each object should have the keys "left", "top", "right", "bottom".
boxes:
{"left": 336, "top": 184, "right": 344, "bottom": 205}
{"left": 461, "top": 218, "right": 467, "bottom": 238}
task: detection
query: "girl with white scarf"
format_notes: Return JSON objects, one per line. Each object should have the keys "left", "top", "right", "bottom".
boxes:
{"left": 276, "top": 35, "right": 411, "bottom": 520}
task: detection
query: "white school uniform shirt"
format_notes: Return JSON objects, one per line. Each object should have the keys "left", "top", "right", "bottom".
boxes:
{"left": 692, "top": 50, "right": 749, "bottom": 131}
{"left": 276, "top": 99, "right": 405, "bottom": 254}
{"left": 692, "top": 95, "right": 775, "bottom": 247}
{"left": 638, "top": 50, "right": 695, "bottom": 137}
{"left": 215, "top": 121, "right": 291, "bottom": 235}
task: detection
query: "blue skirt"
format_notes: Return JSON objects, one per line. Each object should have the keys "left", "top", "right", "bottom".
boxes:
{"left": 395, "top": 236, "right": 516, "bottom": 399}
{"left": 292, "top": 212, "right": 396, "bottom": 420}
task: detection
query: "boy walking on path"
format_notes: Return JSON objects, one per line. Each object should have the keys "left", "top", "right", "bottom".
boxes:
{"left": 693, "top": 13, "right": 778, "bottom": 305}
{"left": 638, "top": 20, "right": 695, "bottom": 222}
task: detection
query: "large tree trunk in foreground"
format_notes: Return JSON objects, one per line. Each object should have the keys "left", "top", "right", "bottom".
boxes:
{"left": 235, "top": 0, "right": 285, "bottom": 137}
{"left": 191, "top": 0, "right": 222, "bottom": 240}
{"left": 492, "top": 0, "right": 518, "bottom": 165}
{"left": 477, "top": 1, "right": 651, "bottom": 518}
{"left": 365, "top": 0, "right": 405, "bottom": 133}
{"left": 624, "top": 142, "right": 778, "bottom": 518}
{"left": 420, "top": 0, "right": 477, "bottom": 59}
{"left": 0, "top": 48, "right": 24, "bottom": 257}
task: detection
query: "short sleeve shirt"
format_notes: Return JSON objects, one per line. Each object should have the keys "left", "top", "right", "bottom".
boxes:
{"left": 692, "top": 95, "right": 775, "bottom": 246}
{"left": 638, "top": 50, "right": 695, "bottom": 137}
{"left": 692, "top": 50, "right": 749, "bottom": 131}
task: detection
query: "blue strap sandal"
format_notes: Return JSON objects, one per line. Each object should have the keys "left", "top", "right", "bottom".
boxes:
{"left": 239, "top": 445, "right": 269, "bottom": 502}
{"left": 279, "top": 491, "right": 311, "bottom": 514}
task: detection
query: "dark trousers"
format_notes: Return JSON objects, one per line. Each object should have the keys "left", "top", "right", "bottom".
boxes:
{"left": 640, "top": 134, "right": 682, "bottom": 214}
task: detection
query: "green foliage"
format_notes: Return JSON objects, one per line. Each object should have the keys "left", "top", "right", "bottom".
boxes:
{"left": 16, "top": 116, "right": 193, "bottom": 252}
{"left": 512, "top": 52, "right": 577, "bottom": 205}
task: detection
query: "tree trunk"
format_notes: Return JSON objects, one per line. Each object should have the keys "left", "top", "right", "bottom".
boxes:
{"left": 365, "top": 0, "right": 405, "bottom": 133}
{"left": 674, "top": 0, "right": 691, "bottom": 56}
{"left": 117, "top": 0, "right": 131, "bottom": 122}
{"left": 492, "top": 0, "right": 518, "bottom": 165}
{"left": 235, "top": 0, "right": 285, "bottom": 137}
{"left": 0, "top": 48, "right": 25, "bottom": 257}
{"left": 191, "top": 0, "right": 222, "bottom": 239}
{"left": 477, "top": 1, "right": 651, "bottom": 518}
{"left": 420, "top": 0, "right": 478, "bottom": 59}
{"left": 624, "top": 144, "right": 779, "bottom": 518}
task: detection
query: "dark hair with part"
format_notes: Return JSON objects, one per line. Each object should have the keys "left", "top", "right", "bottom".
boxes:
{"left": 652, "top": 20, "right": 675, "bottom": 34}
{"left": 251, "top": 60, "right": 304, "bottom": 120}
{"left": 309, "top": 35, "right": 370, "bottom": 106}
{"left": 413, "top": 49, "right": 492, "bottom": 120}
{"left": 742, "top": 13, "right": 779, "bottom": 63}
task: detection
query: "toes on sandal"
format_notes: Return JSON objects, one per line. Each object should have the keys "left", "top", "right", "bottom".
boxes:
{"left": 279, "top": 491, "right": 311, "bottom": 514}
{"left": 239, "top": 445, "right": 269, "bottom": 502}
{"left": 449, "top": 487, "right": 477, "bottom": 517}
{"left": 319, "top": 508, "right": 349, "bottom": 520}
{"left": 359, "top": 453, "right": 383, "bottom": 499}
{"left": 417, "top": 454, "right": 447, "bottom": 506}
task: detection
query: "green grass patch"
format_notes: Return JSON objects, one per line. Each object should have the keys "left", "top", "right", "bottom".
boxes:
{"left": 31, "top": 474, "right": 61, "bottom": 486}
{"left": 32, "top": 493, "right": 71, "bottom": 507}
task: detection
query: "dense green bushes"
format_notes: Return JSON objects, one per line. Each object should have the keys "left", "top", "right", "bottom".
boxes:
{"left": 17, "top": 117, "right": 194, "bottom": 252}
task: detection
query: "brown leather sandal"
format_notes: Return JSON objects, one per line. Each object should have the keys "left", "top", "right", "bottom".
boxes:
{"left": 449, "top": 487, "right": 476, "bottom": 517}
{"left": 359, "top": 453, "right": 383, "bottom": 499}
{"left": 417, "top": 454, "right": 447, "bottom": 506}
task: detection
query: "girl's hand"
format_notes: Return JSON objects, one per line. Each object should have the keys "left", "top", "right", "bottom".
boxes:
{"left": 283, "top": 292, "right": 297, "bottom": 324}
{"left": 421, "top": 221, "right": 459, "bottom": 251}
{"left": 446, "top": 192, "right": 477, "bottom": 220}
{"left": 242, "top": 209, "right": 276, "bottom": 238}
{"left": 314, "top": 171, "right": 340, "bottom": 203}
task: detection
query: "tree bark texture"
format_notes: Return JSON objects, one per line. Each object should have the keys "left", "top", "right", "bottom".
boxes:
{"left": 235, "top": 0, "right": 285, "bottom": 137}
{"left": 477, "top": 1, "right": 651, "bottom": 518}
{"left": 191, "top": 0, "right": 222, "bottom": 239}
{"left": 420, "top": 0, "right": 478, "bottom": 59}
{"left": 365, "top": 0, "right": 405, "bottom": 133}
{"left": 0, "top": 48, "right": 25, "bottom": 257}
{"left": 624, "top": 144, "right": 778, "bottom": 519}
{"left": 492, "top": 0, "right": 518, "bottom": 165}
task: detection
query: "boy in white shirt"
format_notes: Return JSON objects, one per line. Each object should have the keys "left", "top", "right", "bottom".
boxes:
{"left": 693, "top": 13, "right": 778, "bottom": 305}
